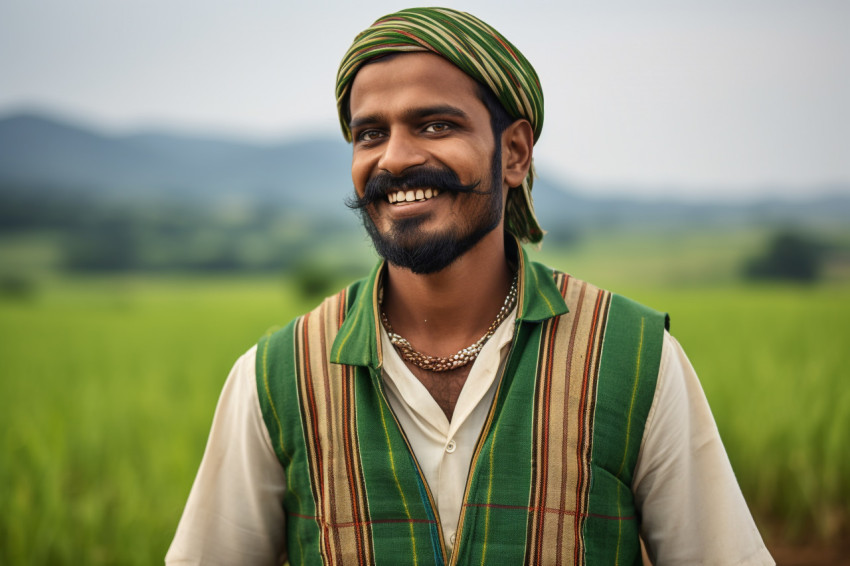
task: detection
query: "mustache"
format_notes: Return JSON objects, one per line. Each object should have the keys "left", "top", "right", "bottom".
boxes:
{"left": 345, "top": 166, "right": 485, "bottom": 210}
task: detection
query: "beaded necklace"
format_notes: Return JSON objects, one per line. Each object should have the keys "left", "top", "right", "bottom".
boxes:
{"left": 380, "top": 275, "right": 518, "bottom": 372}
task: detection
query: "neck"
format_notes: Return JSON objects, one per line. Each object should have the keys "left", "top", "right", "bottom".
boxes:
{"left": 381, "top": 229, "right": 513, "bottom": 358}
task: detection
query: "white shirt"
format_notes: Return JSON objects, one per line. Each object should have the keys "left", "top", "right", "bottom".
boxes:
{"left": 166, "top": 315, "right": 774, "bottom": 565}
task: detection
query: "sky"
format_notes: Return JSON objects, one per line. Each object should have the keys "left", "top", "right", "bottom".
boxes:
{"left": 1, "top": 0, "right": 848, "bottom": 200}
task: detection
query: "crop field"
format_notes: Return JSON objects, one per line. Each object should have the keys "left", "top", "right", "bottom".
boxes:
{"left": 1, "top": 232, "right": 849, "bottom": 564}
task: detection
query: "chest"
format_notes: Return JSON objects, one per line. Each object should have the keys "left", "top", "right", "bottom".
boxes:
{"left": 404, "top": 361, "right": 471, "bottom": 421}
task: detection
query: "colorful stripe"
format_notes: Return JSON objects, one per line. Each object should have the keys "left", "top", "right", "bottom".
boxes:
{"left": 293, "top": 290, "right": 375, "bottom": 564}
{"left": 524, "top": 273, "right": 611, "bottom": 565}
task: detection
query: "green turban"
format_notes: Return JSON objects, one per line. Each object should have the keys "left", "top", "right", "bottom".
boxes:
{"left": 336, "top": 7, "right": 545, "bottom": 244}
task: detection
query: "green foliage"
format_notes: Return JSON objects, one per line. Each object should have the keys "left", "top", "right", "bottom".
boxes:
{"left": 0, "top": 274, "right": 38, "bottom": 301}
{"left": 63, "top": 216, "right": 143, "bottom": 271}
{"left": 0, "top": 191, "right": 367, "bottom": 274}
{"left": 292, "top": 262, "right": 339, "bottom": 300}
{"left": 744, "top": 230, "right": 825, "bottom": 282}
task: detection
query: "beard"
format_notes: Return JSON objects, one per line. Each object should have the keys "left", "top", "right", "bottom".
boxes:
{"left": 354, "top": 147, "right": 503, "bottom": 275}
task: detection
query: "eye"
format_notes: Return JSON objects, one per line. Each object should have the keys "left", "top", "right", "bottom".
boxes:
{"left": 356, "top": 129, "right": 385, "bottom": 143}
{"left": 424, "top": 122, "right": 452, "bottom": 134}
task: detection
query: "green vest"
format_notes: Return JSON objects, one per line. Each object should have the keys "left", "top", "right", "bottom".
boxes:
{"left": 257, "top": 246, "right": 667, "bottom": 566}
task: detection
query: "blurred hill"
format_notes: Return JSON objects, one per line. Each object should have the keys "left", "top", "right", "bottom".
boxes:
{"left": 3, "top": 111, "right": 850, "bottom": 226}
{"left": 1, "top": 111, "right": 848, "bottom": 274}
{"left": 0, "top": 112, "right": 352, "bottom": 213}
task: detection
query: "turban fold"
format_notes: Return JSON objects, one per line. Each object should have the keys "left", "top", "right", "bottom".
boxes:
{"left": 336, "top": 7, "right": 545, "bottom": 244}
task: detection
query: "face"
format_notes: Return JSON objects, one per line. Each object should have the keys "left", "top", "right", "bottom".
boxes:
{"left": 347, "top": 53, "right": 507, "bottom": 274}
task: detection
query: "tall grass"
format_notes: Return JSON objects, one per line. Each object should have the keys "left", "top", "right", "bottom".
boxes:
{"left": 1, "top": 269, "right": 848, "bottom": 563}
{"left": 0, "top": 276, "right": 306, "bottom": 565}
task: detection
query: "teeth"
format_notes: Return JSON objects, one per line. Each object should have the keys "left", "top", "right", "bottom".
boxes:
{"left": 388, "top": 188, "right": 441, "bottom": 204}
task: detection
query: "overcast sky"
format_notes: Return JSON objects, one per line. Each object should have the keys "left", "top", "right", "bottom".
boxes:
{"left": 1, "top": 0, "right": 848, "bottom": 200}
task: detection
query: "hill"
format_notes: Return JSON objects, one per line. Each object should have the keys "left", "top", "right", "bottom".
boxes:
{"left": 2, "top": 111, "right": 849, "bottom": 230}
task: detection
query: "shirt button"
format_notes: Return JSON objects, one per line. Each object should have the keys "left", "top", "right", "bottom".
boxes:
{"left": 450, "top": 533, "right": 457, "bottom": 544}
{"left": 446, "top": 440, "right": 457, "bottom": 453}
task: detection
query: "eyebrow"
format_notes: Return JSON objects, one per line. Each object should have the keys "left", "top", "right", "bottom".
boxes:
{"left": 349, "top": 105, "right": 470, "bottom": 131}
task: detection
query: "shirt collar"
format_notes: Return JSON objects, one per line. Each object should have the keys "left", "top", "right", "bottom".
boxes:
{"left": 330, "top": 236, "right": 569, "bottom": 369}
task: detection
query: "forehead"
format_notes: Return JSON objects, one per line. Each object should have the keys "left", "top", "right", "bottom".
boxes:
{"left": 348, "top": 52, "right": 485, "bottom": 121}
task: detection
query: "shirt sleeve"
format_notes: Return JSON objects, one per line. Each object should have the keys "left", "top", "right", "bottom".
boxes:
{"left": 165, "top": 346, "right": 287, "bottom": 566}
{"left": 633, "top": 332, "right": 775, "bottom": 566}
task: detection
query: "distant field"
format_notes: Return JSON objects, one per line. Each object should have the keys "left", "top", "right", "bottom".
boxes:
{"left": 1, "top": 236, "right": 849, "bottom": 563}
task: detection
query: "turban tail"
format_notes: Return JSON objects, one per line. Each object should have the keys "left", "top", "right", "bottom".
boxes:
{"left": 336, "top": 7, "right": 545, "bottom": 244}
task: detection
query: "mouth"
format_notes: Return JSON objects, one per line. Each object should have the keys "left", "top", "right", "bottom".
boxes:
{"left": 387, "top": 188, "right": 441, "bottom": 204}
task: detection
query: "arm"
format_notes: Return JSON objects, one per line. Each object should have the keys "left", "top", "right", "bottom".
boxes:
{"left": 166, "top": 346, "right": 287, "bottom": 566}
{"left": 633, "top": 332, "right": 774, "bottom": 566}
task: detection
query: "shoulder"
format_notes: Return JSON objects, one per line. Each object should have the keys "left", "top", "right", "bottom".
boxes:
{"left": 542, "top": 264, "right": 668, "bottom": 334}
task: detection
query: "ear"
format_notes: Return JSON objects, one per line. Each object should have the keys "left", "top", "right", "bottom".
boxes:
{"left": 501, "top": 119, "right": 534, "bottom": 189}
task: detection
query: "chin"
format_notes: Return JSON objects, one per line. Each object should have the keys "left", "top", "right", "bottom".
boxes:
{"left": 361, "top": 209, "right": 498, "bottom": 275}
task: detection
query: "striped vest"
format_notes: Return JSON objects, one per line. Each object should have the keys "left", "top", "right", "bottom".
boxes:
{"left": 257, "top": 251, "right": 667, "bottom": 566}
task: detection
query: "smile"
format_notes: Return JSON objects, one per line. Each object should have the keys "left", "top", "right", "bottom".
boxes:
{"left": 387, "top": 188, "right": 441, "bottom": 204}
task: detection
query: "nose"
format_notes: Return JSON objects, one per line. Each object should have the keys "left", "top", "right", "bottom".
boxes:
{"left": 377, "top": 129, "right": 427, "bottom": 175}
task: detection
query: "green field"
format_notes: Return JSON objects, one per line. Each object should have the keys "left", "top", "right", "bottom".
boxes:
{"left": 1, "top": 231, "right": 849, "bottom": 564}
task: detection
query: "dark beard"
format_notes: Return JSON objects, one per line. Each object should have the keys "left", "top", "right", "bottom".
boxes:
{"left": 354, "top": 147, "right": 503, "bottom": 274}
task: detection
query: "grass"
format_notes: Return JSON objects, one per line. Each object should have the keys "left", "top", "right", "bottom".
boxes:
{"left": 0, "top": 276, "right": 309, "bottom": 565}
{"left": 1, "top": 232, "right": 849, "bottom": 563}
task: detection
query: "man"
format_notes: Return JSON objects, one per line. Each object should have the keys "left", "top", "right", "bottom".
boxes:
{"left": 167, "top": 8, "right": 774, "bottom": 565}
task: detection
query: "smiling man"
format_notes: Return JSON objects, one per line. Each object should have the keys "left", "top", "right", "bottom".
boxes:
{"left": 167, "top": 8, "right": 774, "bottom": 566}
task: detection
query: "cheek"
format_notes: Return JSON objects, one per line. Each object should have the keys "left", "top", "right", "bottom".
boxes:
{"left": 431, "top": 142, "right": 492, "bottom": 180}
{"left": 350, "top": 158, "right": 370, "bottom": 195}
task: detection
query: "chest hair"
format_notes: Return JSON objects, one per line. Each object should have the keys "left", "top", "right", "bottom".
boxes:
{"left": 403, "top": 361, "right": 472, "bottom": 421}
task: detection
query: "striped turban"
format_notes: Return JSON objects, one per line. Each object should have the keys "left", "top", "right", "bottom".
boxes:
{"left": 336, "top": 7, "right": 545, "bottom": 244}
